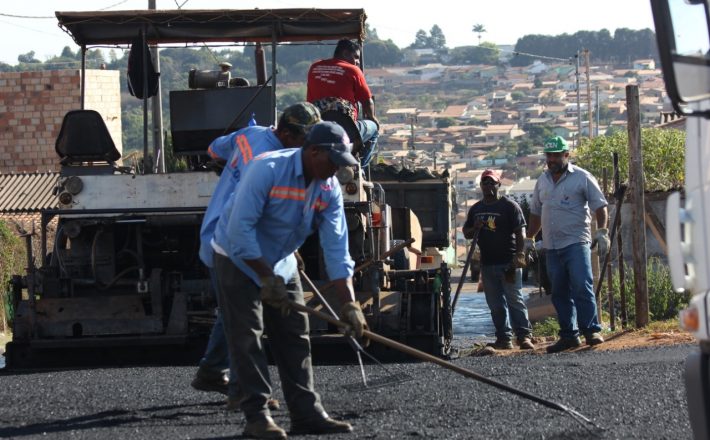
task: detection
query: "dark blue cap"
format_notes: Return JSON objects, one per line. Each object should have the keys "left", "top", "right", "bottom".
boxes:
{"left": 305, "top": 121, "right": 358, "bottom": 167}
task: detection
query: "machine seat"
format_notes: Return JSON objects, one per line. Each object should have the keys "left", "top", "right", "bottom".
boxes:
{"left": 55, "top": 110, "right": 122, "bottom": 171}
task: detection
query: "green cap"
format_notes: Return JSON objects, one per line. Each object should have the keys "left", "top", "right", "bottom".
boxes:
{"left": 543, "top": 136, "right": 569, "bottom": 153}
{"left": 279, "top": 102, "right": 321, "bottom": 134}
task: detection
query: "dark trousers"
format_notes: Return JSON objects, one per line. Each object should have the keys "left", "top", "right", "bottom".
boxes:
{"left": 214, "top": 253, "right": 325, "bottom": 423}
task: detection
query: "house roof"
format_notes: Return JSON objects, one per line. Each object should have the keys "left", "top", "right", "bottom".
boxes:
{"left": 0, "top": 172, "right": 59, "bottom": 213}
{"left": 439, "top": 105, "right": 468, "bottom": 118}
{"left": 386, "top": 108, "right": 418, "bottom": 115}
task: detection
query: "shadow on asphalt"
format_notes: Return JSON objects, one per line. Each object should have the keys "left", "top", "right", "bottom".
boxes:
{"left": 0, "top": 400, "right": 226, "bottom": 438}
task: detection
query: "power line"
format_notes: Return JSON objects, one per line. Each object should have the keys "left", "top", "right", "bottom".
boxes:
{"left": 459, "top": 40, "right": 571, "bottom": 63}
{"left": 99, "top": 0, "right": 130, "bottom": 11}
{"left": 0, "top": 0, "right": 129, "bottom": 18}
{"left": 0, "top": 12, "right": 53, "bottom": 19}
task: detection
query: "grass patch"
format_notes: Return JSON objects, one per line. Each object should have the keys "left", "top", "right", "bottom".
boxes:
{"left": 532, "top": 317, "right": 560, "bottom": 338}
{"left": 633, "top": 319, "right": 682, "bottom": 335}
{"left": 532, "top": 316, "right": 682, "bottom": 339}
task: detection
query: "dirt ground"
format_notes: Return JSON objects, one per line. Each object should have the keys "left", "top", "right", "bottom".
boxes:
{"left": 460, "top": 328, "right": 696, "bottom": 357}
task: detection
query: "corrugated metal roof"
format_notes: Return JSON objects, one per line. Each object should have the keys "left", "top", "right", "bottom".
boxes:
{"left": 0, "top": 173, "right": 60, "bottom": 213}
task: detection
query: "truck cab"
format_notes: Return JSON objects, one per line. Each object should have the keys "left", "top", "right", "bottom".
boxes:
{"left": 650, "top": 1, "right": 710, "bottom": 438}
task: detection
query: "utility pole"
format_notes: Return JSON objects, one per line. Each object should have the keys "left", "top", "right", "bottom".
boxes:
{"left": 585, "top": 49, "right": 593, "bottom": 139}
{"left": 574, "top": 51, "right": 581, "bottom": 146}
{"left": 408, "top": 115, "right": 416, "bottom": 151}
{"left": 149, "top": 0, "right": 165, "bottom": 173}
{"left": 595, "top": 85, "right": 600, "bottom": 137}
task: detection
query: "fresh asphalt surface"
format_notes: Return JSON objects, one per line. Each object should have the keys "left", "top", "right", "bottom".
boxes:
{"left": 0, "top": 270, "right": 697, "bottom": 439}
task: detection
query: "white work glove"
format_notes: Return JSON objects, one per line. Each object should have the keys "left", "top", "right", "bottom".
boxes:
{"left": 260, "top": 275, "right": 290, "bottom": 316}
{"left": 523, "top": 238, "right": 536, "bottom": 254}
{"left": 339, "top": 301, "right": 369, "bottom": 346}
{"left": 593, "top": 228, "right": 611, "bottom": 259}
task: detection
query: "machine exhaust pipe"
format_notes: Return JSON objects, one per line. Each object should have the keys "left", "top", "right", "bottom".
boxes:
{"left": 255, "top": 42, "right": 266, "bottom": 85}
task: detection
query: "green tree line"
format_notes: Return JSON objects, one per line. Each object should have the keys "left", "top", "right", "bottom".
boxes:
{"left": 511, "top": 28, "right": 658, "bottom": 66}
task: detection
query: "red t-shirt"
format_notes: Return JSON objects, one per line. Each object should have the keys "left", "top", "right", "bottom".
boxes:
{"left": 307, "top": 58, "right": 372, "bottom": 120}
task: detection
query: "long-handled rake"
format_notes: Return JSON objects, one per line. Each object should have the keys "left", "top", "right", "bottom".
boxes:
{"left": 289, "top": 297, "right": 603, "bottom": 434}
{"left": 451, "top": 228, "right": 480, "bottom": 316}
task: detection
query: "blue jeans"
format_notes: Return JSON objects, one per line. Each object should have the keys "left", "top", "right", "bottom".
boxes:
{"left": 481, "top": 264, "right": 532, "bottom": 340}
{"left": 198, "top": 268, "right": 232, "bottom": 381}
{"left": 356, "top": 119, "right": 379, "bottom": 169}
{"left": 545, "top": 242, "right": 601, "bottom": 338}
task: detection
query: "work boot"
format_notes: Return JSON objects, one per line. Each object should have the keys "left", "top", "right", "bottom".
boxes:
{"left": 191, "top": 368, "right": 228, "bottom": 395}
{"left": 290, "top": 417, "right": 353, "bottom": 435}
{"left": 486, "top": 338, "right": 513, "bottom": 350}
{"left": 584, "top": 332, "right": 605, "bottom": 346}
{"left": 546, "top": 336, "right": 582, "bottom": 353}
{"left": 243, "top": 416, "right": 287, "bottom": 439}
{"left": 517, "top": 337, "right": 535, "bottom": 350}
{"left": 227, "top": 396, "right": 280, "bottom": 412}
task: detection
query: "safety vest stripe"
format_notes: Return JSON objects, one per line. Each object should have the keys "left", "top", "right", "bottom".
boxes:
{"left": 311, "top": 197, "right": 328, "bottom": 211}
{"left": 270, "top": 186, "right": 305, "bottom": 201}
{"left": 232, "top": 135, "right": 253, "bottom": 167}
{"left": 207, "top": 146, "right": 220, "bottom": 160}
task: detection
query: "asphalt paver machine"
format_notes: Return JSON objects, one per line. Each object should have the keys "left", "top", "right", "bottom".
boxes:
{"left": 6, "top": 8, "right": 453, "bottom": 367}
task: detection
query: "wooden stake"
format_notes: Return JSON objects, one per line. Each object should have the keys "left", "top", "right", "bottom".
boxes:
{"left": 625, "top": 85, "right": 649, "bottom": 327}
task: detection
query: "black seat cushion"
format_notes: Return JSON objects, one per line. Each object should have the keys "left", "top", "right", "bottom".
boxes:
{"left": 55, "top": 110, "right": 121, "bottom": 163}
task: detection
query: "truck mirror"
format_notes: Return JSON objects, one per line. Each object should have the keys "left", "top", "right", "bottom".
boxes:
{"left": 651, "top": 0, "right": 710, "bottom": 116}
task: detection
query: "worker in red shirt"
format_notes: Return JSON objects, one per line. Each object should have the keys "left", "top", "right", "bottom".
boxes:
{"left": 307, "top": 39, "right": 379, "bottom": 169}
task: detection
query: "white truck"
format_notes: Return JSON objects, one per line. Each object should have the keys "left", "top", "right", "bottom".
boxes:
{"left": 650, "top": 1, "right": 710, "bottom": 438}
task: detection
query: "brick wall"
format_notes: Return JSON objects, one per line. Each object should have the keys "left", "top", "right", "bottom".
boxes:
{"left": 0, "top": 69, "right": 122, "bottom": 174}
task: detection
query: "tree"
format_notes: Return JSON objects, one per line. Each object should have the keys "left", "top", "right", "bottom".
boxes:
{"left": 526, "top": 125, "right": 555, "bottom": 145}
{"left": 17, "top": 51, "right": 40, "bottom": 63}
{"left": 60, "top": 46, "right": 76, "bottom": 59}
{"left": 411, "top": 29, "right": 429, "bottom": 49}
{"left": 364, "top": 39, "right": 402, "bottom": 67}
{"left": 574, "top": 128, "right": 685, "bottom": 191}
{"left": 277, "top": 85, "right": 307, "bottom": 108}
{"left": 447, "top": 42, "right": 499, "bottom": 65}
{"left": 472, "top": 24, "right": 486, "bottom": 46}
{"left": 428, "top": 25, "right": 447, "bottom": 51}
{"left": 436, "top": 117, "right": 457, "bottom": 128}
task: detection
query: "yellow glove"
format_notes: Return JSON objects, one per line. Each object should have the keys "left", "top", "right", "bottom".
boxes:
{"left": 523, "top": 238, "right": 536, "bottom": 253}
{"left": 513, "top": 251, "right": 527, "bottom": 269}
{"left": 339, "top": 301, "right": 369, "bottom": 344}
{"left": 260, "top": 275, "right": 290, "bottom": 316}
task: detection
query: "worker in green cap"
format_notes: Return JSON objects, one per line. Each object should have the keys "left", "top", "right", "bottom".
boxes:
{"left": 524, "top": 136, "right": 609, "bottom": 353}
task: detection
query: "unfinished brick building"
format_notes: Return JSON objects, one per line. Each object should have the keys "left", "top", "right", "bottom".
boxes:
{"left": 0, "top": 69, "right": 121, "bottom": 229}
{"left": 0, "top": 69, "right": 121, "bottom": 174}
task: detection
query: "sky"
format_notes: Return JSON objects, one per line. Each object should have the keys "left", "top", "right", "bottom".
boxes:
{"left": 0, "top": 0, "right": 657, "bottom": 65}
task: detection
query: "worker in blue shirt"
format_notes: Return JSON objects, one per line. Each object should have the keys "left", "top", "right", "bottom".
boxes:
{"left": 191, "top": 103, "right": 321, "bottom": 409}
{"left": 212, "top": 121, "right": 366, "bottom": 439}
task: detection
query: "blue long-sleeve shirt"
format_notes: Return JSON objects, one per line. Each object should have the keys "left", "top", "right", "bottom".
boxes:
{"left": 212, "top": 148, "right": 354, "bottom": 286}
{"left": 199, "top": 126, "right": 282, "bottom": 267}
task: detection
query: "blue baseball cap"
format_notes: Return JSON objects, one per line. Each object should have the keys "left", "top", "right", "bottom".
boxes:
{"left": 305, "top": 121, "right": 358, "bottom": 167}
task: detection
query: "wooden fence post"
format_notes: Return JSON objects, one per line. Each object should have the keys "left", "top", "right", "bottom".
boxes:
{"left": 613, "top": 152, "right": 627, "bottom": 328}
{"left": 626, "top": 85, "right": 649, "bottom": 327}
{"left": 603, "top": 168, "right": 616, "bottom": 331}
